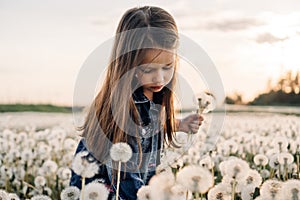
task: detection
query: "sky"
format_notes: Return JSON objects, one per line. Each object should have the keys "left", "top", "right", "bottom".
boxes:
{"left": 1, "top": 0, "right": 300, "bottom": 107}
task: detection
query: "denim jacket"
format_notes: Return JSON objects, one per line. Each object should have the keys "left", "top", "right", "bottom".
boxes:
{"left": 70, "top": 88, "right": 164, "bottom": 200}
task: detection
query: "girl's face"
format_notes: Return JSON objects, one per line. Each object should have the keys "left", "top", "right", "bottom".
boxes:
{"left": 136, "top": 49, "right": 175, "bottom": 100}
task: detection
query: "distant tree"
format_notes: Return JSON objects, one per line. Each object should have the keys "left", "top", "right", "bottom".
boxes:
{"left": 250, "top": 70, "right": 300, "bottom": 106}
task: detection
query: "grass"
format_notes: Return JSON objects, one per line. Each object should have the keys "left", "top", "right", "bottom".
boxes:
{"left": 0, "top": 104, "right": 75, "bottom": 113}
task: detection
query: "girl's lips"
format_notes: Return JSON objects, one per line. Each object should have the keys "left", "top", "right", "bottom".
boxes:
{"left": 151, "top": 85, "right": 163, "bottom": 90}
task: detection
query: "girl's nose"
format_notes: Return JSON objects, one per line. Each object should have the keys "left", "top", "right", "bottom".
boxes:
{"left": 153, "top": 70, "right": 164, "bottom": 83}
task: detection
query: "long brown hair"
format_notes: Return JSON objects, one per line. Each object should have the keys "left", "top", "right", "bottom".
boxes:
{"left": 80, "top": 6, "right": 179, "bottom": 165}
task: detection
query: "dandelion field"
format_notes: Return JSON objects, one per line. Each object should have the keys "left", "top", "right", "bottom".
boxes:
{"left": 0, "top": 111, "right": 300, "bottom": 199}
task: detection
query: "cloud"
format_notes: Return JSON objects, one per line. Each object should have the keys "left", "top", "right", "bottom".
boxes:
{"left": 204, "top": 18, "right": 265, "bottom": 32}
{"left": 255, "top": 33, "right": 289, "bottom": 44}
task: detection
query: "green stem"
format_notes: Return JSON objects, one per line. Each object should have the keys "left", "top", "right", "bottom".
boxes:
{"left": 231, "top": 179, "right": 236, "bottom": 200}
{"left": 195, "top": 192, "right": 200, "bottom": 200}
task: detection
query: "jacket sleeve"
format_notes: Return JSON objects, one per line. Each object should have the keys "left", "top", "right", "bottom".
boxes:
{"left": 69, "top": 139, "right": 106, "bottom": 189}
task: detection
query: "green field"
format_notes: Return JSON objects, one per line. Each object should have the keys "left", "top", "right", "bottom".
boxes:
{"left": 0, "top": 104, "right": 74, "bottom": 113}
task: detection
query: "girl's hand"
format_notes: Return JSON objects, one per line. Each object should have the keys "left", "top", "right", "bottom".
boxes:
{"left": 177, "top": 114, "right": 203, "bottom": 134}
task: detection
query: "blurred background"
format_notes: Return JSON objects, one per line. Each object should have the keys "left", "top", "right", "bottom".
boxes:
{"left": 0, "top": 0, "right": 299, "bottom": 110}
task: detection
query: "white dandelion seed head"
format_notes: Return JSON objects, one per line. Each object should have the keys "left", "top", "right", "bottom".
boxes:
{"left": 288, "top": 163, "right": 298, "bottom": 174}
{"left": 110, "top": 142, "right": 132, "bottom": 162}
{"left": 238, "top": 169, "right": 262, "bottom": 190}
{"left": 197, "top": 92, "right": 216, "bottom": 113}
{"left": 60, "top": 186, "right": 80, "bottom": 200}
{"left": 224, "top": 158, "right": 250, "bottom": 180}
{"left": 137, "top": 185, "right": 151, "bottom": 200}
{"left": 34, "top": 176, "right": 46, "bottom": 188}
{"left": 199, "top": 155, "right": 214, "bottom": 170}
{"left": 260, "top": 179, "right": 282, "bottom": 200}
{"left": 8, "top": 193, "right": 20, "bottom": 200}
{"left": 224, "top": 140, "right": 238, "bottom": 154}
{"left": 0, "top": 189, "right": 9, "bottom": 200}
{"left": 72, "top": 151, "right": 99, "bottom": 178}
{"left": 261, "top": 169, "right": 270, "bottom": 179}
{"left": 253, "top": 154, "right": 268, "bottom": 166}
{"left": 176, "top": 165, "right": 214, "bottom": 193}
{"left": 42, "top": 160, "right": 58, "bottom": 175}
{"left": 31, "top": 195, "right": 52, "bottom": 200}
{"left": 241, "top": 185, "right": 256, "bottom": 200}
{"left": 278, "top": 152, "right": 294, "bottom": 165}
{"left": 271, "top": 136, "right": 288, "bottom": 152}
{"left": 290, "top": 139, "right": 300, "bottom": 154}
{"left": 81, "top": 182, "right": 109, "bottom": 200}
{"left": 149, "top": 171, "right": 175, "bottom": 199}
{"left": 207, "top": 183, "right": 231, "bottom": 200}
{"left": 155, "top": 163, "right": 172, "bottom": 175}
{"left": 221, "top": 175, "right": 240, "bottom": 193}
{"left": 170, "top": 184, "right": 189, "bottom": 200}
{"left": 278, "top": 179, "right": 300, "bottom": 200}
{"left": 269, "top": 154, "right": 280, "bottom": 169}
{"left": 63, "top": 138, "right": 78, "bottom": 151}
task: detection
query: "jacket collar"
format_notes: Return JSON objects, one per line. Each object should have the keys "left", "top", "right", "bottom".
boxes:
{"left": 132, "top": 87, "right": 150, "bottom": 104}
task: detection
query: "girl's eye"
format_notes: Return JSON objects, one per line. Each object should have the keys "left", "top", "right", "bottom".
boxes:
{"left": 163, "top": 65, "right": 173, "bottom": 70}
{"left": 141, "top": 68, "right": 153, "bottom": 73}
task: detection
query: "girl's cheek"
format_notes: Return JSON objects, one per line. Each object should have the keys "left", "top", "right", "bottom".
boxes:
{"left": 165, "top": 70, "right": 174, "bottom": 83}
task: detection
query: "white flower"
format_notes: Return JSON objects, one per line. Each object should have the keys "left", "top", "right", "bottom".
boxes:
{"left": 72, "top": 151, "right": 99, "bottom": 178}
{"left": 149, "top": 171, "right": 175, "bottom": 200}
{"left": 31, "top": 195, "right": 52, "bottom": 200}
{"left": 269, "top": 154, "right": 280, "bottom": 169}
{"left": 260, "top": 179, "right": 282, "bottom": 200}
{"left": 253, "top": 154, "right": 268, "bottom": 166}
{"left": 241, "top": 185, "right": 256, "bottom": 200}
{"left": 199, "top": 155, "right": 214, "bottom": 170}
{"left": 60, "top": 186, "right": 80, "bottom": 200}
{"left": 137, "top": 186, "right": 151, "bottom": 200}
{"left": 81, "top": 182, "right": 109, "bottom": 200}
{"left": 207, "top": 183, "right": 231, "bottom": 200}
{"left": 224, "top": 140, "right": 238, "bottom": 154}
{"left": 176, "top": 165, "right": 214, "bottom": 193}
{"left": 237, "top": 169, "right": 262, "bottom": 191}
{"left": 224, "top": 158, "right": 250, "bottom": 180}
{"left": 271, "top": 136, "right": 288, "bottom": 152}
{"left": 261, "top": 169, "right": 270, "bottom": 179}
{"left": 110, "top": 142, "right": 132, "bottom": 162}
{"left": 0, "top": 189, "right": 9, "bottom": 200}
{"left": 278, "top": 152, "right": 294, "bottom": 165}
{"left": 8, "top": 193, "right": 20, "bottom": 200}
{"left": 170, "top": 184, "right": 189, "bottom": 200}
{"left": 42, "top": 160, "right": 58, "bottom": 176}
{"left": 34, "top": 176, "right": 46, "bottom": 188}
{"left": 63, "top": 138, "right": 78, "bottom": 151}
{"left": 278, "top": 179, "right": 300, "bottom": 200}
{"left": 20, "top": 149, "right": 34, "bottom": 165}
{"left": 197, "top": 92, "right": 216, "bottom": 113}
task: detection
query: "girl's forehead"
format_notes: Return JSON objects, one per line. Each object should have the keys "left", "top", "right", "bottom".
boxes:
{"left": 141, "top": 49, "right": 175, "bottom": 65}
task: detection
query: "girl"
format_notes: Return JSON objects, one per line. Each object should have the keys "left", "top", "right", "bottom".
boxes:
{"left": 70, "top": 6, "right": 203, "bottom": 199}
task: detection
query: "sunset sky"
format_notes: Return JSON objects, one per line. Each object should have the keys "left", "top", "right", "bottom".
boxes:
{"left": 1, "top": 0, "right": 300, "bottom": 106}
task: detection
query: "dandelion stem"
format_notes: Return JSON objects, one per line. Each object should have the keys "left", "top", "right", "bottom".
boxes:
{"left": 270, "top": 168, "right": 274, "bottom": 179}
{"left": 186, "top": 191, "right": 189, "bottom": 200}
{"left": 116, "top": 161, "right": 121, "bottom": 200}
{"left": 195, "top": 192, "right": 200, "bottom": 200}
{"left": 231, "top": 179, "right": 236, "bottom": 200}
{"left": 297, "top": 154, "right": 299, "bottom": 179}
{"left": 81, "top": 176, "right": 86, "bottom": 200}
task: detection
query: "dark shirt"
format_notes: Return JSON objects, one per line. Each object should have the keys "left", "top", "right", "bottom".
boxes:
{"left": 69, "top": 88, "right": 163, "bottom": 200}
